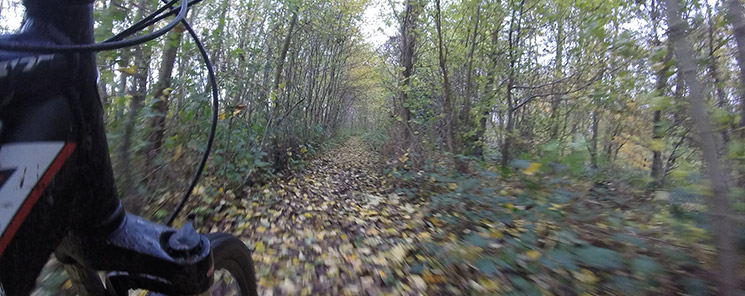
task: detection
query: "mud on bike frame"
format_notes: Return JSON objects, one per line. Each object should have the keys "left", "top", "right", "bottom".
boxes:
{"left": 0, "top": 0, "right": 236, "bottom": 294}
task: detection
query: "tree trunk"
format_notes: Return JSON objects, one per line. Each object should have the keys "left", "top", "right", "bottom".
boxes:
{"left": 244, "top": 8, "right": 298, "bottom": 187}
{"left": 649, "top": 1, "right": 672, "bottom": 185}
{"left": 461, "top": 2, "right": 481, "bottom": 147}
{"left": 501, "top": 0, "right": 525, "bottom": 168}
{"left": 145, "top": 24, "right": 184, "bottom": 183}
{"left": 724, "top": 0, "right": 745, "bottom": 185}
{"left": 394, "top": 0, "right": 420, "bottom": 157}
{"left": 501, "top": 98, "right": 514, "bottom": 168}
{"left": 726, "top": 0, "right": 745, "bottom": 140}
{"left": 651, "top": 109, "right": 664, "bottom": 180}
{"left": 119, "top": 6, "right": 152, "bottom": 213}
{"left": 664, "top": 0, "right": 739, "bottom": 294}
{"left": 210, "top": 0, "right": 231, "bottom": 68}
{"left": 651, "top": 45, "right": 672, "bottom": 184}
{"left": 114, "top": 48, "right": 130, "bottom": 122}
{"left": 549, "top": 18, "right": 564, "bottom": 140}
{"left": 271, "top": 9, "right": 299, "bottom": 123}
{"left": 474, "top": 27, "right": 499, "bottom": 159}
{"left": 435, "top": 0, "right": 456, "bottom": 155}
{"left": 708, "top": 1, "right": 730, "bottom": 147}
{"left": 590, "top": 110, "right": 599, "bottom": 169}
{"left": 661, "top": 73, "right": 688, "bottom": 186}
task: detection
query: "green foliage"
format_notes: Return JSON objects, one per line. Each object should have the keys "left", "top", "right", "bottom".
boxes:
{"left": 359, "top": 129, "right": 388, "bottom": 152}
{"left": 575, "top": 246, "right": 621, "bottom": 269}
{"left": 385, "top": 155, "right": 717, "bottom": 294}
{"left": 90, "top": 0, "right": 381, "bottom": 201}
{"left": 631, "top": 255, "right": 662, "bottom": 276}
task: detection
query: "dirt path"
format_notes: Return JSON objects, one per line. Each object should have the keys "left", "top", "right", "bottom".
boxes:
{"left": 224, "top": 137, "right": 429, "bottom": 295}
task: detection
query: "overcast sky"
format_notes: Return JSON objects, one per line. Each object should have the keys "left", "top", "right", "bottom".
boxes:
{"left": 360, "top": 0, "right": 397, "bottom": 48}
{"left": 0, "top": 0, "right": 23, "bottom": 32}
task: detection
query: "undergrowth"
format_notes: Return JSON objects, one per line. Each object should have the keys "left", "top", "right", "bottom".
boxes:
{"left": 385, "top": 156, "right": 717, "bottom": 295}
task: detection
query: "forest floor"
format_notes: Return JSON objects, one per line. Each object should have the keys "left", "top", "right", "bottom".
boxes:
{"left": 34, "top": 137, "right": 717, "bottom": 295}
{"left": 192, "top": 136, "right": 716, "bottom": 295}
{"left": 201, "top": 137, "right": 434, "bottom": 295}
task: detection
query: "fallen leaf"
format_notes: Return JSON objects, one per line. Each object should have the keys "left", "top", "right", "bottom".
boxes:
{"left": 523, "top": 162, "right": 542, "bottom": 175}
{"left": 423, "top": 273, "right": 447, "bottom": 284}
{"left": 410, "top": 275, "right": 427, "bottom": 290}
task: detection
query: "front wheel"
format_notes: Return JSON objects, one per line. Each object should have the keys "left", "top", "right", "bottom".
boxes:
{"left": 204, "top": 233, "right": 258, "bottom": 296}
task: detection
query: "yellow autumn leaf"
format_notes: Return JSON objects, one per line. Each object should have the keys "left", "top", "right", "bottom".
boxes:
{"left": 173, "top": 144, "right": 184, "bottom": 161}
{"left": 574, "top": 268, "right": 599, "bottom": 284}
{"left": 526, "top": 249, "right": 541, "bottom": 260}
{"left": 448, "top": 183, "right": 458, "bottom": 190}
{"left": 258, "top": 277, "right": 273, "bottom": 287}
{"left": 423, "top": 273, "right": 447, "bottom": 284}
{"left": 218, "top": 112, "right": 227, "bottom": 120}
{"left": 257, "top": 226, "right": 267, "bottom": 233}
{"left": 480, "top": 278, "right": 499, "bottom": 290}
{"left": 255, "top": 241, "right": 265, "bottom": 253}
{"left": 117, "top": 66, "right": 137, "bottom": 75}
{"left": 523, "top": 162, "right": 542, "bottom": 175}
{"left": 651, "top": 139, "right": 664, "bottom": 151}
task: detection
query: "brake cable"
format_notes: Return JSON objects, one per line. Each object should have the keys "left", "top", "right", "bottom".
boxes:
{"left": 164, "top": 7, "right": 218, "bottom": 227}
{"left": 105, "top": 0, "right": 207, "bottom": 43}
{"left": 104, "top": 0, "right": 183, "bottom": 43}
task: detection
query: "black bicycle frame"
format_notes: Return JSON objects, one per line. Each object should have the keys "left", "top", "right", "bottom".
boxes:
{"left": 0, "top": 1, "right": 214, "bottom": 295}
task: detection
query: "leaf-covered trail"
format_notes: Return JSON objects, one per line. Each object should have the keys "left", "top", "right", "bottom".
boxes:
{"left": 212, "top": 138, "right": 429, "bottom": 295}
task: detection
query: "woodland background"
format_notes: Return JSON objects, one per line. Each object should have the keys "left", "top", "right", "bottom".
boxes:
{"left": 4, "top": 0, "right": 745, "bottom": 293}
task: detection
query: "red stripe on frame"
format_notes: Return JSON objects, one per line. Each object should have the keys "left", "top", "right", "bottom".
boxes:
{"left": 0, "top": 143, "right": 76, "bottom": 256}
